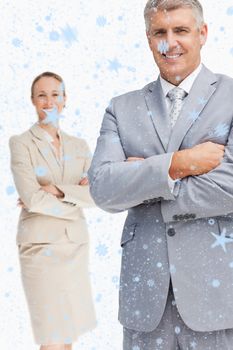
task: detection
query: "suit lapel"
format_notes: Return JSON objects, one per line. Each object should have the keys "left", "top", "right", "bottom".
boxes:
{"left": 60, "top": 131, "right": 75, "bottom": 183}
{"left": 167, "top": 66, "right": 218, "bottom": 152}
{"left": 145, "top": 79, "right": 171, "bottom": 151}
{"left": 30, "top": 123, "right": 62, "bottom": 184}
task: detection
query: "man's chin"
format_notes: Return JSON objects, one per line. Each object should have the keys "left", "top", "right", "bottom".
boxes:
{"left": 161, "top": 69, "right": 184, "bottom": 84}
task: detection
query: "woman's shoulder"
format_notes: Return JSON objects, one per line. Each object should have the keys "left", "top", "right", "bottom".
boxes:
{"left": 61, "top": 132, "right": 91, "bottom": 158}
{"left": 62, "top": 131, "right": 89, "bottom": 148}
{"left": 9, "top": 129, "right": 32, "bottom": 146}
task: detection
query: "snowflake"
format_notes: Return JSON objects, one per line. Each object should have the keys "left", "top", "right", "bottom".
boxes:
{"left": 108, "top": 58, "right": 122, "bottom": 73}
{"left": 156, "top": 337, "right": 163, "bottom": 345}
{"left": 190, "top": 340, "right": 197, "bottom": 349}
{"left": 208, "top": 219, "right": 215, "bottom": 225}
{"left": 212, "top": 279, "right": 220, "bottom": 288}
{"left": 64, "top": 336, "right": 72, "bottom": 344}
{"left": 174, "top": 326, "right": 181, "bottom": 334}
{"left": 43, "top": 248, "right": 52, "bottom": 257}
{"left": 133, "top": 276, "right": 140, "bottom": 282}
{"left": 188, "top": 110, "right": 199, "bottom": 122}
{"left": 170, "top": 264, "right": 176, "bottom": 274}
{"left": 198, "top": 97, "right": 208, "bottom": 106}
{"left": 35, "top": 166, "right": 47, "bottom": 177}
{"left": 96, "top": 16, "right": 107, "bottom": 27}
{"left": 112, "top": 276, "right": 119, "bottom": 283}
{"left": 214, "top": 123, "right": 229, "bottom": 137}
{"left": 147, "top": 279, "right": 155, "bottom": 287}
{"left": 210, "top": 228, "right": 233, "bottom": 253}
{"left": 42, "top": 107, "right": 64, "bottom": 127}
{"left": 60, "top": 24, "right": 78, "bottom": 47}
{"left": 95, "top": 293, "right": 102, "bottom": 302}
{"left": 6, "top": 185, "right": 15, "bottom": 195}
{"left": 96, "top": 243, "right": 108, "bottom": 256}
{"left": 157, "top": 40, "right": 169, "bottom": 54}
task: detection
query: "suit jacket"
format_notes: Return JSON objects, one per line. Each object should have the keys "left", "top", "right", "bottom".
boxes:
{"left": 9, "top": 123, "right": 94, "bottom": 245}
{"left": 88, "top": 65, "right": 233, "bottom": 332}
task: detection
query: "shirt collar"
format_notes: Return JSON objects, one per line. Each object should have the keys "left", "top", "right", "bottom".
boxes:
{"left": 160, "top": 63, "right": 203, "bottom": 97}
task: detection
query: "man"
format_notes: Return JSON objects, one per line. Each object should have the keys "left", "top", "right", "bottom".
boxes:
{"left": 88, "top": 0, "right": 233, "bottom": 349}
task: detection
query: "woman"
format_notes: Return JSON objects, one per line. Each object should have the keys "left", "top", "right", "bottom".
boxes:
{"left": 9, "top": 72, "right": 96, "bottom": 350}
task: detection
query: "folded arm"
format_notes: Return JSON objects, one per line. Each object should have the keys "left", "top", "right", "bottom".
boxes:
{"left": 162, "top": 138, "right": 231, "bottom": 223}
{"left": 88, "top": 101, "right": 177, "bottom": 213}
{"left": 55, "top": 142, "right": 95, "bottom": 207}
{"left": 9, "top": 136, "right": 89, "bottom": 220}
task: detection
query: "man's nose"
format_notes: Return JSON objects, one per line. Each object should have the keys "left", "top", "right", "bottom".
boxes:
{"left": 166, "top": 32, "right": 179, "bottom": 50}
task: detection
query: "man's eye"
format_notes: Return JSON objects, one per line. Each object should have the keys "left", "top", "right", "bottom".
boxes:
{"left": 53, "top": 94, "right": 59, "bottom": 97}
{"left": 176, "top": 29, "right": 187, "bottom": 33}
{"left": 154, "top": 32, "right": 164, "bottom": 36}
{"left": 38, "top": 94, "right": 46, "bottom": 97}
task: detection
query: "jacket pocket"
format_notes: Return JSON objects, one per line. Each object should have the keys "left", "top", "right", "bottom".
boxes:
{"left": 217, "top": 217, "right": 233, "bottom": 238}
{"left": 120, "top": 223, "right": 137, "bottom": 247}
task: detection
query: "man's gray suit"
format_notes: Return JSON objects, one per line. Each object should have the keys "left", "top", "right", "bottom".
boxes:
{"left": 88, "top": 65, "right": 233, "bottom": 333}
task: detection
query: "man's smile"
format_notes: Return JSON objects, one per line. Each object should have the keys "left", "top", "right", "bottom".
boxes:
{"left": 162, "top": 52, "right": 184, "bottom": 61}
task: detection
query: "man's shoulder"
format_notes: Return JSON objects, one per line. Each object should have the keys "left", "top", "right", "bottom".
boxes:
{"left": 111, "top": 81, "right": 156, "bottom": 104}
{"left": 215, "top": 72, "right": 233, "bottom": 85}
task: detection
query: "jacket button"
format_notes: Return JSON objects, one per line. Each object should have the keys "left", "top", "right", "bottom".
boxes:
{"left": 167, "top": 228, "right": 176, "bottom": 237}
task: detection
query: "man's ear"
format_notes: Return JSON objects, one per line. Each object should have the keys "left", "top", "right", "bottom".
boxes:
{"left": 146, "top": 31, "right": 153, "bottom": 50}
{"left": 200, "top": 23, "right": 208, "bottom": 46}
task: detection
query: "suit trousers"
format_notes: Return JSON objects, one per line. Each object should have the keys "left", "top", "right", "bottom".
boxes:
{"left": 123, "top": 282, "right": 233, "bottom": 350}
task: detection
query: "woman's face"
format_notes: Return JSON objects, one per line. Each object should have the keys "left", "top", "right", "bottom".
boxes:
{"left": 32, "top": 76, "right": 66, "bottom": 123}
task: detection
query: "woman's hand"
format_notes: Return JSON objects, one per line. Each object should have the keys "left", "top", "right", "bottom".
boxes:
{"left": 79, "top": 177, "right": 89, "bottom": 186}
{"left": 41, "top": 184, "right": 64, "bottom": 198}
{"left": 17, "top": 180, "right": 89, "bottom": 209}
{"left": 17, "top": 198, "right": 28, "bottom": 209}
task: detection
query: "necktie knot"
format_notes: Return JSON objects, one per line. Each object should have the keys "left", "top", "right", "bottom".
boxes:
{"left": 167, "top": 87, "right": 187, "bottom": 102}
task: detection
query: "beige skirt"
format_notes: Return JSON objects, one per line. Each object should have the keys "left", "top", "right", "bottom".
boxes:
{"left": 18, "top": 236, "right": 96, "bottom": 345}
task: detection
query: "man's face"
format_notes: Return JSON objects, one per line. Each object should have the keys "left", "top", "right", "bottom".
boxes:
{"left": 146, "top": 7, "right": 208, "bottom": 85}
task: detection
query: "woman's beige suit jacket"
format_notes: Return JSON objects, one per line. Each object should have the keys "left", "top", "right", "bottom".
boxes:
{"left": 9, "top": 123, "right": 94, "bottom": 245}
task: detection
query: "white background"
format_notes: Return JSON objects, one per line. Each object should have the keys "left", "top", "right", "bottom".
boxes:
{"left": 0, "top": 0, "right": 233, "bottom": 349}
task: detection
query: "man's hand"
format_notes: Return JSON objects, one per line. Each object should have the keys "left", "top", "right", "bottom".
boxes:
{"left": 169, "top": 141, "right": 225, "bottom": 180}
{"left": 126, "top": 157, "right": 145, "bottom": 162}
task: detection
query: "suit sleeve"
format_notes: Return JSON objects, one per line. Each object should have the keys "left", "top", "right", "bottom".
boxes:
{"left": 88, "top": 99, "right": 176, "bottom": 213}
{"left": 55, "top": 141, "right": 95, "bottom": 207}
{"left": 9, "top": 136, "right": 84, "bottom": 220}
{"left": 161, "top": 123, "right": 233, "bottom": 223}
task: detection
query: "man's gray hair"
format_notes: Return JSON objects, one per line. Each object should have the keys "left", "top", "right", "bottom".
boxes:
{"left": 144, "top": 0, "right": 204, "bottom": 31}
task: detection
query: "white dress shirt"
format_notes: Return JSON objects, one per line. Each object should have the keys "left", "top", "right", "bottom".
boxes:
{"left": 159, "top": 63, "right": 203, "bottom": 192}
{"left": 41, "top": 128, "right": 64, "bottom": 169}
